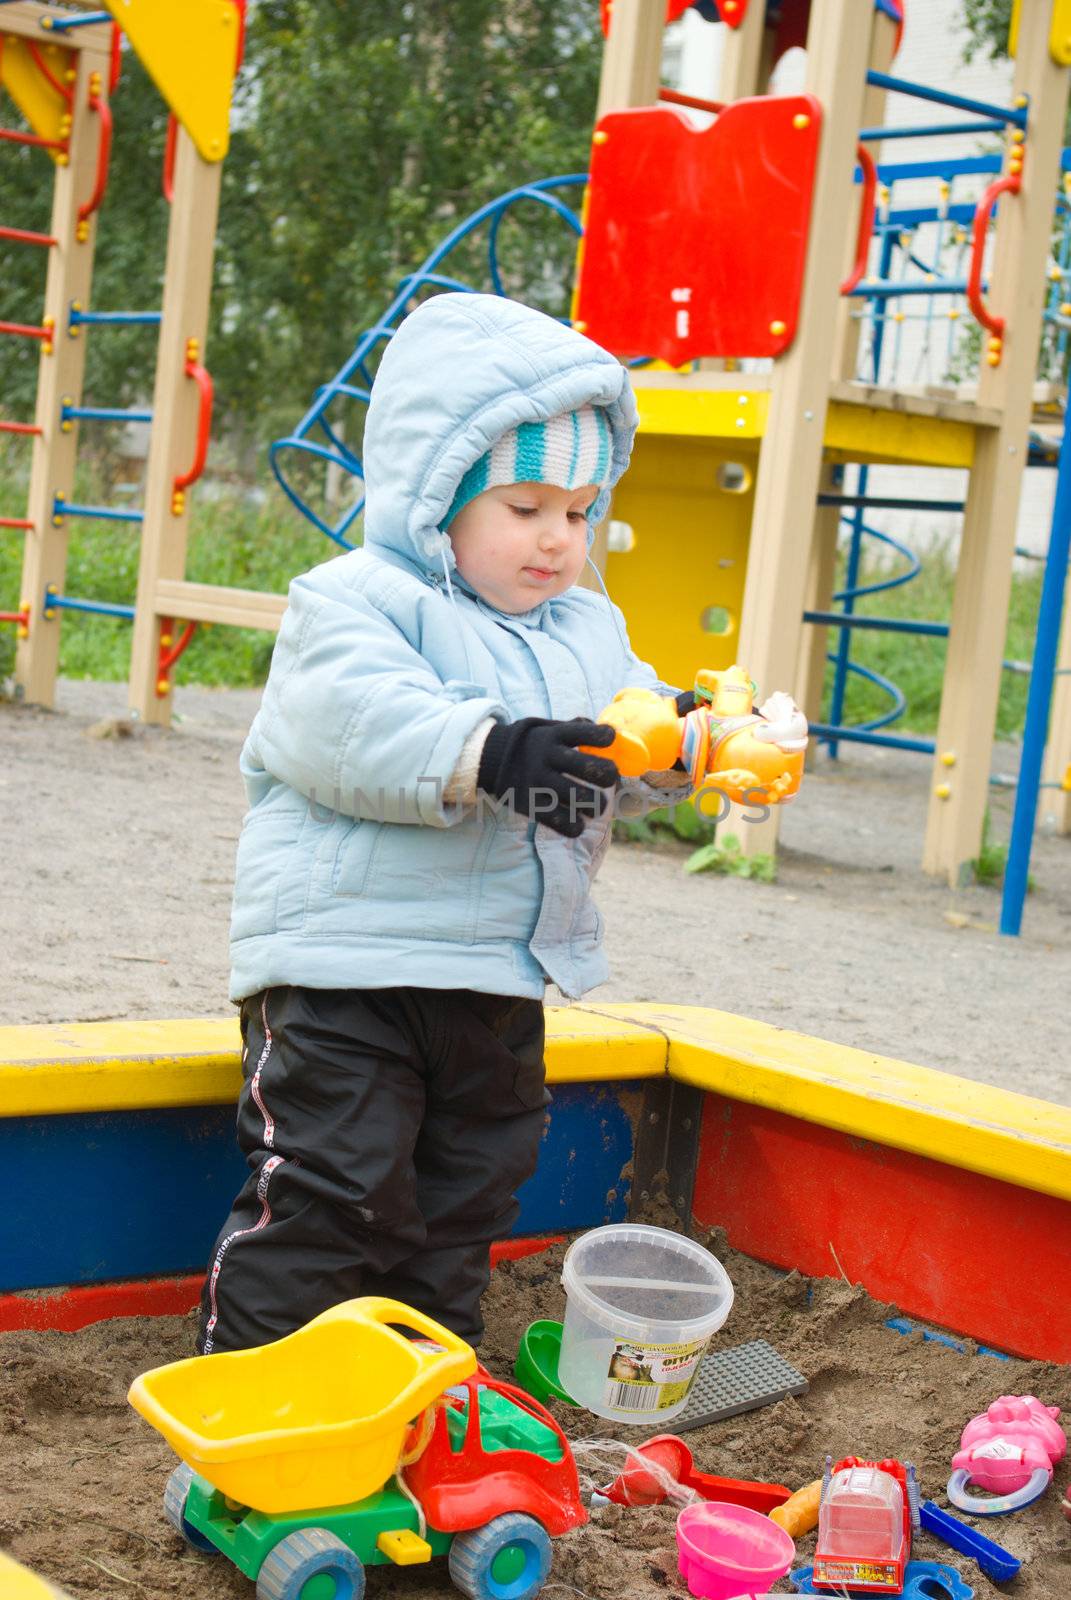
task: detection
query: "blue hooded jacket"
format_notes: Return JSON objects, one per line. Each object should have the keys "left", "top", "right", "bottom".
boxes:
{"left": 230, "top": 293, "right": 689, "bottom": 1003}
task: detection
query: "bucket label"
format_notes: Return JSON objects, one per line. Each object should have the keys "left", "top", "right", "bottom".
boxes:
{"left": 604, "top": 1335, "right": 708, "bottom": 1412}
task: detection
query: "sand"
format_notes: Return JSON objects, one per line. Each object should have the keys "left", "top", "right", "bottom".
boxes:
{"left": 0, "top": 1226, "right": 1068, "bottom": 1599}
{"left": 2, "top": 678, "right": 1070, "bottom": 1103}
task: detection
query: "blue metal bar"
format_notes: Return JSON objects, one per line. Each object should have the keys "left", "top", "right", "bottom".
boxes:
{"left": 52, "top": 496, "right": 143, "bottom": 525}
{"left": 847, "top": 278, "right": 970, "bottom": 298}
{"left": 68, "top": 306, "right": 162, "bottom": 328}
{"left": 818, "top": 494, "right": 964, "bottom": 512}
{"left": 833, "top": 525, "right": 922, "bottom": 603}
{"left": 44, "top": 594, "right": 135, "bottom": 620}
{"left": 61, "top": 405, "right": 152, "bottom": 424}
{"left": 810, "top": 722, "right": 936, "bottom": 755}
{"left": 1001, "top": 422, "right": 1071, "bottom": 936}
{"left": 805, "top": 610, "right": 950, "bottom": 638}
{"left": 41, "top": 7, "right": 110, "bottom": 26}
{"left": 876, "top": 204, "right": 977, "bottom": 229}
{"left": 866, "top": 71, "right": 1028, "bottom": 130}
{"left": 872, "top": 154, "right": 1002, "bottom": 183}
{"left": 860, "top": 119, "right": 1006, "bottom": 143}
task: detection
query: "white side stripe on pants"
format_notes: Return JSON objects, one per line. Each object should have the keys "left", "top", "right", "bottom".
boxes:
{"left": 201, "top": 1153, "right": 284, "bottom": 1354}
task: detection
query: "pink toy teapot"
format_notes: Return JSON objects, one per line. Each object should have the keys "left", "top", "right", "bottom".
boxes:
{"left": 947, "top": 1395, "right": 1065, "bottom": 1516}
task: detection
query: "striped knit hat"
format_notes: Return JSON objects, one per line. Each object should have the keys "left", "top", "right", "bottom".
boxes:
{"left": 445, "top": 404, "right": 614, "bottom": 528}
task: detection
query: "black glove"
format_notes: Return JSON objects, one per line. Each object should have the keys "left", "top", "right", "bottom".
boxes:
{"left": 674, "top": 690, "right": 696, "bottom": 716}
{"left": 477, "top": 717, "right": 619, "bottom": 838}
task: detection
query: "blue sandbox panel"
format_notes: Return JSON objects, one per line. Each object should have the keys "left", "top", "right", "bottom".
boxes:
{"left": 0, "top": 1083, "right": 634, "bottom": 1291}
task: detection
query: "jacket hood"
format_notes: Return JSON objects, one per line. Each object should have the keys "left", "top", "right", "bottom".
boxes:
{"left": 361, "top": 293, "right": 638, "bottom": 579}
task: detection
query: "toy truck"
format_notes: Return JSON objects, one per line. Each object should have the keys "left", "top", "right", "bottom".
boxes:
{"left": 812, "top": 1456, "right": 919, "bottom": 1594}
{"left": 129, "top": 1297, "right": 586, "bottom": 1600}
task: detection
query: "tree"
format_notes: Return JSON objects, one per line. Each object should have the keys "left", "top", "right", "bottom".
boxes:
{"left": 1, "top": 1, "right": 603, "bottom": 463}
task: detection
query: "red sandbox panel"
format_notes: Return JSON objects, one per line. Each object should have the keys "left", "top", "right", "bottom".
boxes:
{"left": 0, "top": 1237, "right": 564, "bottom": 1334}
{"left": 692, "top": 1095, "right": 1071, "bottom": 1364}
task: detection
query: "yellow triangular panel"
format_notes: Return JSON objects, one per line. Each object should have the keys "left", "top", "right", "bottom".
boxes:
{"left": 0, "top": 35, "right": 74, "bottom": 162}
{"left": 103, "top": 0, "right": 238, "bottom": 162}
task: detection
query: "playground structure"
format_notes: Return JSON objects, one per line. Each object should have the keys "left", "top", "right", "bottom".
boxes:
{"left": 2, "top": 0, "right": 1071, "bottom": 908}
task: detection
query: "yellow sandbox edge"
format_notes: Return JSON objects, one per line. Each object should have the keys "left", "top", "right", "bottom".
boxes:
{"left": 608, "top": 1003, "right": 1071, "bottom": 1204}
{"left": 0, "top": 1009, "right": 666, "bottom": 1115}
{"left": 2, "top": 1004, "right": 1069, "bottom": 1203}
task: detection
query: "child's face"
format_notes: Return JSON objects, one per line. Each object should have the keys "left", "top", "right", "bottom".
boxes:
{"left": 448, "top": 481, "right": 598, "bottom": 614}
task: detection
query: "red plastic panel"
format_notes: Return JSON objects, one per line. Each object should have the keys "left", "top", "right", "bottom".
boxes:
{"left": 600, "top": 1, "right": 748, "bottom": 35}
{"left": 0, "top": 1237, "right": 562, "bottom": 1333}
{"left": 692, "top": 1095, "right": 1071, "bottom": 1364}
{"left": 575, "top": 96, "right": 822, "bottom": 363}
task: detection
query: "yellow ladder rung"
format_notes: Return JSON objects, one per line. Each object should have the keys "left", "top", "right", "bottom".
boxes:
{"left": 377, "top": 1528, "right": 433, "bottom": 1566}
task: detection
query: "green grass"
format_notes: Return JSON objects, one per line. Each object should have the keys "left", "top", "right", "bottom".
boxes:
{"left": 819, "top": 543, "right": 1042, "bottom": 740}
{"left": 0, "top": 447, "right": 333, "bottom": 688}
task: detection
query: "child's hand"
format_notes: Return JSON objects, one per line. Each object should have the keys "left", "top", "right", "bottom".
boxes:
{"left": 477, "top": 717, "right": 619, "bottom": 838}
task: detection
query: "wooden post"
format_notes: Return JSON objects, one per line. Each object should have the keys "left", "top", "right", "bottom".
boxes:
{"left": 715, "top": 0, "right": 874, "bottom": 855}
{"left": 12, "top": 9, "right": 112, "bottom": 707}
{"left": 796, "top": 13, "right": 898, "bottom": 721}
{"left": 126, "top": 127, "right": 222, "bottom": 724}
{"left": 921, "top": 8, "right": 1070, "bottom": 883}
{"left": 716, "top": 0, "right": 767, "bottom": 102}
{"left": 595, "top": 0, "right": 664, "bottom": 120}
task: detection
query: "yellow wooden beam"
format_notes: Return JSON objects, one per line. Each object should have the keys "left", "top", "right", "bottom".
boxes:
{"left": 631, "top": 384, "right": 980, "bottom": 468}
{"left": 624, "top": 1003, "right": 1071, "bottom": 1204}
{"left": 0, "top": 1009, "right": 666, "bottom": 1117}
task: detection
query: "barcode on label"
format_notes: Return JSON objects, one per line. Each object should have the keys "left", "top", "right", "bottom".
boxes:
{"left": 607, "top": 1381, "right": 663, "bottom": 1411}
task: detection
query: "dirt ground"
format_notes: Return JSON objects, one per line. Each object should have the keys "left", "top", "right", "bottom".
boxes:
{"left": 2, "top": 676, "right": 1069, "bottom": 1103}
{"left": 0, "top": 1227, "right": 1068, "bottom": 1600}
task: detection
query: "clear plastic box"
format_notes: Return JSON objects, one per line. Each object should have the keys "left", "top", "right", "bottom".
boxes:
{"left": 817, "top": 1465, "right": 904, "bottom": 1561}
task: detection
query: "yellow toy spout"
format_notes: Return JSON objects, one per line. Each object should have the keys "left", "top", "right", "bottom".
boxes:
{"left": 584, "top": 665, "right": 808, "bottom": 806}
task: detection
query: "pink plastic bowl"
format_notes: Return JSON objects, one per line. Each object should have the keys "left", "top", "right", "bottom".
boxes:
{"left": 676, "top": 1502, "right": 796, "bottom": 1600}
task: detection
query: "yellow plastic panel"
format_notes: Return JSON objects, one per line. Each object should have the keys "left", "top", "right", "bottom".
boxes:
{"left": 378, "top": 1529, "right": 434, "bottom": 1565}
{"left": 0, "top": 1010, "right": 665, "bottom": 1118}
{"left": 825, "top": 401, "right": 978, "bottom": 469}
{"left": 0, "top": 1551, "right": 68, "bottom": 1599}
{"left": 608, "top": 434, "right": 756, "bottom": 694}
{"left": 1051, "top": 0, "right": 1071, "bottom": 64}
{"left": 103, "top": 0, "right": 238, "bottom": 160}
{"left": 1009, "top": 0, "right": 1071, "bottom": 64}
{"left": 621, "top": 1002, "right": 1071, "bottom": 1204}
{"left": 0, "top": 34, "right": 74, "bottom": 160}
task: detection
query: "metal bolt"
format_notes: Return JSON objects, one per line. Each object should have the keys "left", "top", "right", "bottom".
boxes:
{"left": 676, "top": 1195, "right": 687, "bottom": 1211}
{"left": 639, "top": 1189, "right": 650, "bottom": 1203}
{"left": 648, "top": 1111, "right": 660, "bottom": 1125}
{"left": 681, "top": 1117, "right": 693, "bottom": 1130}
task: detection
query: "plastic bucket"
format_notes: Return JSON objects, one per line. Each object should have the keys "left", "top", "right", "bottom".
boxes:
{"left": 676, "top": 1502, "right": 795, "bottom": 1600}
{"left": 558, "top": 1223, "right": 734, "bottom": 1424}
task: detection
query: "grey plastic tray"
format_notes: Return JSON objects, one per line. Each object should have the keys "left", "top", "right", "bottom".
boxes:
{"left": 676, "top": 1338, "right": 808, "bottom": 1432}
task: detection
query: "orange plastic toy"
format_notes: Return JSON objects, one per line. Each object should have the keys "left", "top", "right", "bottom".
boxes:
{"left": 587, "top": 665, "right": 807, "bottom": 806}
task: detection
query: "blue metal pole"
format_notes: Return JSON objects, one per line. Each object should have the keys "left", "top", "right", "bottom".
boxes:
{"left": 42, "top": 9, "right": 111, "bottom": 28}
{"left": 61, "top": 405, "right": 153, "bottom": 425}
{"left": 818, "top": 494, "right": 964, "bottom": 512}
{"left": 866, "top": 72, "right": 1029, "bottom": 129}
{"left": 845, "top": 278, "right": 971, "bottom": 298}
{"left": 68, "top": 307, "right": 162, "bottom": 328}
{"left": 44, "top": 595, "right": 136, "bottom": 620}
{"left": 860, "top": 119, "right": 1006, "bottom": 142}
{"left": 52, "top": 497, "right": 144, "bottom": 524}
{"left": 805, "top": 611, "right": 950, "bottom": 637}
{"left": 1000, "top": 420, "right": 1071, "bottom": 936}
{"left": 808, "top": 724, "right": 936, "bottom": 755}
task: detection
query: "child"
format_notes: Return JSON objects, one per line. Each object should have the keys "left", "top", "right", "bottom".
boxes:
{"left": 197, "top": 293, "right": 694, "bottom": 1356}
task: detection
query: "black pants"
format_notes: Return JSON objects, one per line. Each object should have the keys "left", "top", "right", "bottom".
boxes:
{"left": 196, "top": 985, "right": 547, "bottom": 1354}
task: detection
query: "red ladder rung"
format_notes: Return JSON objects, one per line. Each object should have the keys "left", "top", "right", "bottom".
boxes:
{"left": 0, "top": 128, "right": 68, "bottom": 152}
{"left": 0, "top": 517, "right": 34, "bottom": 530}
{"left": 0, "top": 420, "right": 42, "bottom": 436}
{"left": 0, "top": 321, "right": 51, "bottom": 342}
{"left": 0, "top": 225, "right": 58, "bottom": 248}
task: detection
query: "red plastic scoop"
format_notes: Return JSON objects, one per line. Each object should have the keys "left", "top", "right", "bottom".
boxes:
{"left": 602, "top": 1434, "right": 791, "bottom": 1513}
